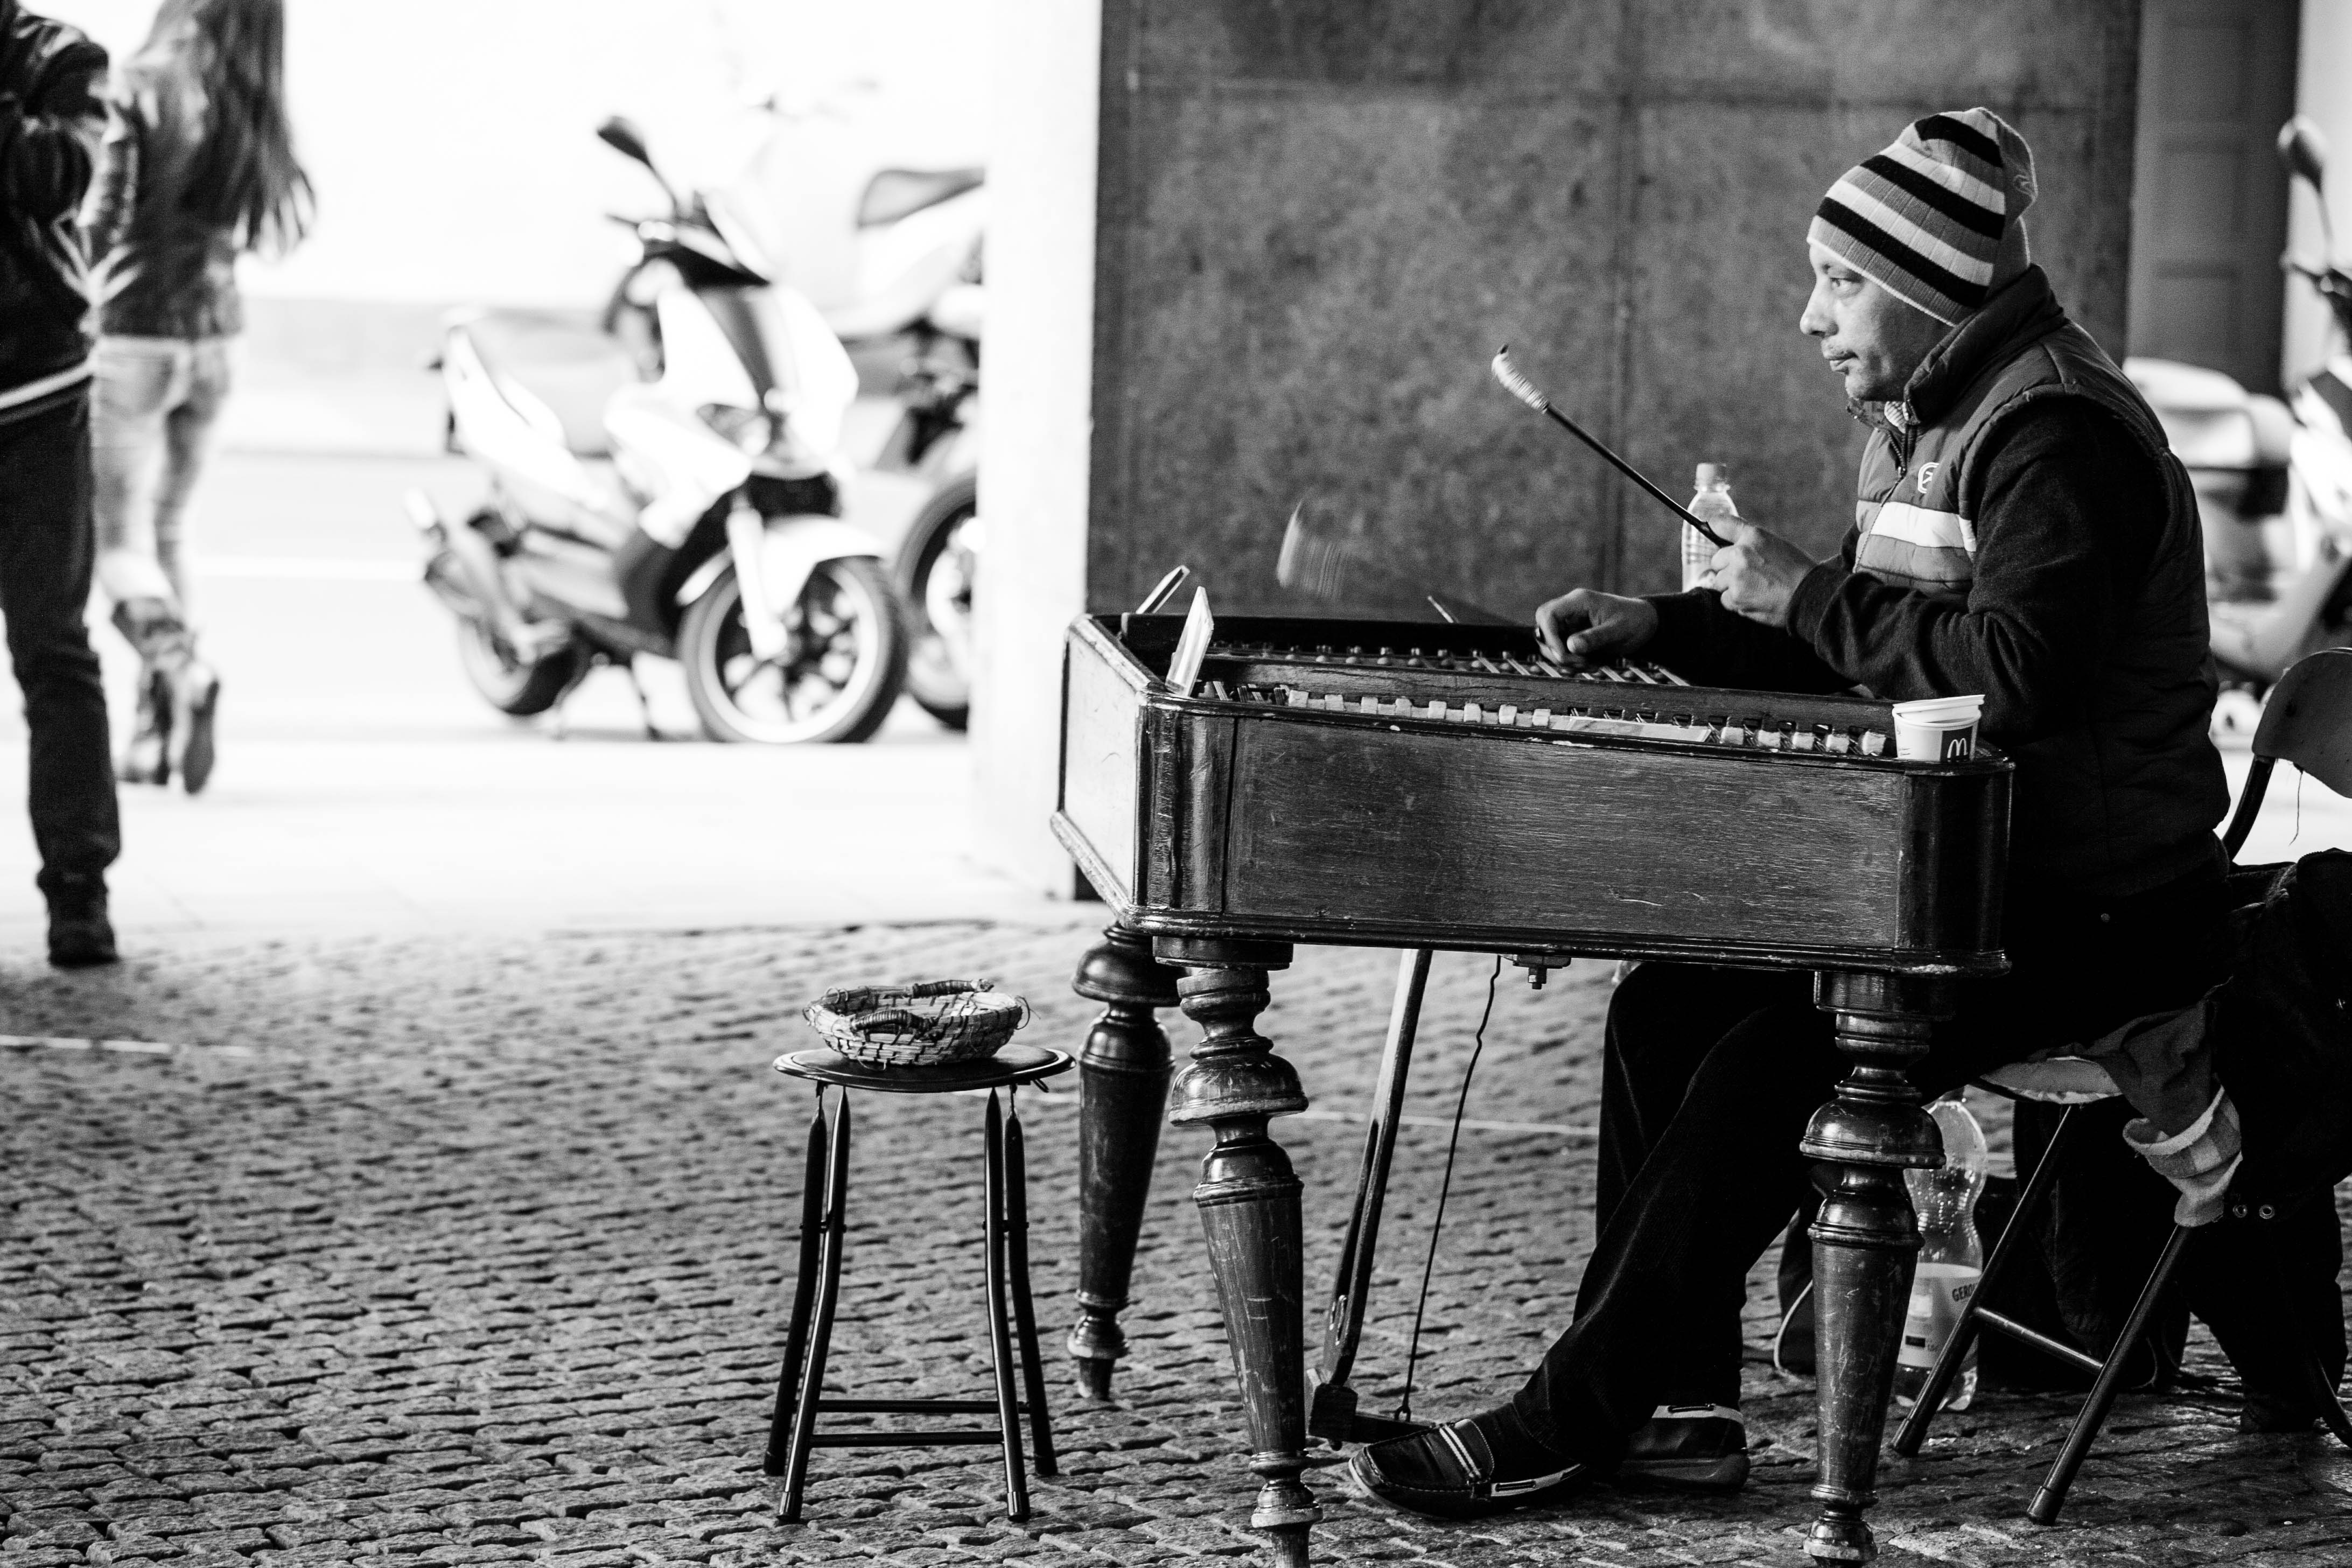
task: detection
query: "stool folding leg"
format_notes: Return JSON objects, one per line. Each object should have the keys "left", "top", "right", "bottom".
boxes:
{"left": 2029, "top": 1223, "right": 2193, "bottom": 1524}
{"left": 1000, "top": 1093, "right": 1059, "bottom": 1475}
{"left": 777, "top": 1089, "right": 853, "bottom": 1522}
{"left": 764, "top": 1094, "right": 833, "bottom": 1475}
{"left": 1895, "top": 1107, "right": 2089, "bottom": 1455}
{"left": 982, "top": 1093, "right": 1032, "bottom": 1521}
{"left": 1895, "top": 1103, "right": 2196, "bottom": 1527}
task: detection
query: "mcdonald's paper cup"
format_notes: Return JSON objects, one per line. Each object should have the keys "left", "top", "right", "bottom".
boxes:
{"left": 1892, "top": 695, "right": 1984, "bottom": 761}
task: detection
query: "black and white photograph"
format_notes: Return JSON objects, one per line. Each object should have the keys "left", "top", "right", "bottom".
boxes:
{"left": 5, "top": 3, "right": 2352, "bottom": 1565}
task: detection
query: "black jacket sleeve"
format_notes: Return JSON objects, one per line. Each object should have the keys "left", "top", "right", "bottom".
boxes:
{"left": 1782, "top": 399, "right": 2164, "bottom": 746}
{"left": 0, "top": 34, "right": 107, "bottom": 223}
{"left": 1642, "top": 582, "right": 1853, "bottom": 693}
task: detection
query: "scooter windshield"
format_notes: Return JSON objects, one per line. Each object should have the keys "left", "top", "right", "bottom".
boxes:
{"left": 752, "top": 286, "right": 860, "bottom": 461}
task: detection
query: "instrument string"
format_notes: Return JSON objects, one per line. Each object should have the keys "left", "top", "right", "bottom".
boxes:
{"left": 1396, "top": 954, "right": 1503, "bottom": 1425}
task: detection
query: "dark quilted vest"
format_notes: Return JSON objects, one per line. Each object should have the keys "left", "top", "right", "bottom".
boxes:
{"left": 1851, "top": 268, "right": 2225, "bottom": 895}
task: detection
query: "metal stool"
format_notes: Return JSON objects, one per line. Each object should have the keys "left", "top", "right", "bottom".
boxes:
{"left": 764, "top": 1043, "right": 1073, "bottom": 1522}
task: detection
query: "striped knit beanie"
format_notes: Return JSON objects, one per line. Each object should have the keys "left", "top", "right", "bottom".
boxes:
{"left": 1809, "top": 109, "right": 2037, "bottom": 325}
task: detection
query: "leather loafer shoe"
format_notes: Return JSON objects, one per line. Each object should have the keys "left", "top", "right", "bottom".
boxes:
{"left": 1347, "top": 1417, "right": 1592, "bottom": 1520}
{"left": 1616, "top": 1403, "right": 1749, "bottom": 1492}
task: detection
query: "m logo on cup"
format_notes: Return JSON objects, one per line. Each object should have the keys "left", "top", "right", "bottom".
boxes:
{"left": 1891, "top": 694, "right": 1986, "bottom": 761}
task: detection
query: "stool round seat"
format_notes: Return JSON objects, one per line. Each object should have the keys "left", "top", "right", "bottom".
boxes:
{"left": 774, "top": 1044, "right": 1071, "bottom": 1094}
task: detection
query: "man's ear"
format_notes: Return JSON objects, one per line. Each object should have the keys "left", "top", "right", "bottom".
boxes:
{"left": 1888, "top": 289, "right": 1954, "bottom": 372}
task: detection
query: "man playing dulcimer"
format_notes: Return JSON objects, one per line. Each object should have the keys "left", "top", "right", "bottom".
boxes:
{"left": 1352, "top": 107, "right": 2344, "bottom": 1519}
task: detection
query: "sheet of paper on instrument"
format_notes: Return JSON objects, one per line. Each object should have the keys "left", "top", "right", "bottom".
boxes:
{"left": 1166, "top": 587, "right": 1216, "bottom": 696}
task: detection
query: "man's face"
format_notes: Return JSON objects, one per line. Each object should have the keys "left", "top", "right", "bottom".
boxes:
{"left": 1798, "top": 242, "right": 1949, "bottom": 403}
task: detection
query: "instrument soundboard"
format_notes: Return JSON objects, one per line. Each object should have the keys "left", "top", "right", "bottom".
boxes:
{"left": 1055, "top": 612, "right": 2011, "bottom": 975}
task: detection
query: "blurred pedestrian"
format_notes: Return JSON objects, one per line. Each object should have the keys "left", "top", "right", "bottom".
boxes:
{"left": 0, "top": 0, "right": 122, "bottom": 967}
{"left": 86, "top": 0, "right": 311, "bottom": 794}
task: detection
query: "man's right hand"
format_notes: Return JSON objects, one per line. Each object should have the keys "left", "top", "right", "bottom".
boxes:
{"left": 1534, "top": 589, "right": 1659, "bottom": 664}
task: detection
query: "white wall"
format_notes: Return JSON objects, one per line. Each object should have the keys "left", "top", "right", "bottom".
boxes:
{"left": 970, "top": 0, "right": 1098, "bottom": 896}
{"left": 43, "top": 0, "right": 991, "bottom": 310}
{"left": 2286, "top": 0, "right": 2352, "bottom": 382}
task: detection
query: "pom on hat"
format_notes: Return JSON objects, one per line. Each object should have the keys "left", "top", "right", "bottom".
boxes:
{"left": 1808, "top": 108, "right": 2038, "bottom": 324}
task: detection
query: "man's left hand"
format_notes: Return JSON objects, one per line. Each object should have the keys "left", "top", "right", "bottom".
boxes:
{"left": 1704, "top": 521, "right": 1817, "bottom": 628}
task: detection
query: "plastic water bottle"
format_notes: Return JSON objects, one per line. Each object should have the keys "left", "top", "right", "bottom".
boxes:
{"left": 1682, "top": 464, "right": 1739, "bottom": 591}
{"left": 1893, "top": 1094, "right": 1987, "bottom": 1411}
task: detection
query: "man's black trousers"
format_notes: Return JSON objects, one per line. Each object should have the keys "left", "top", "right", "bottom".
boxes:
{"left": 0, "top": 390, "right": 119, "bottom": 892}
{"left": 1509, "top": 866, "right": 2344, "bottom": 1465}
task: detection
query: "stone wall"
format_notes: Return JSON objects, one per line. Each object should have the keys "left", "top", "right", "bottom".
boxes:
{"left": 1084, "top": 0, "right": 2143, "bottom": 614}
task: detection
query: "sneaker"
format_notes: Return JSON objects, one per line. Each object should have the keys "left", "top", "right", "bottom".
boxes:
{"left": 117, "top": 668, "right": 170, "bottom": 786}
{"left": 45, "top": 875, "right": 118, "bottom": 969}
{"left": 116, "top": 727, "right": 166, "bottom": 786}
{"left": 1616, "top": 1403, "right": 1749, "bottom": 1491}
{"left": 167, "top": 661, "right": 220, "bottom": 796}
{"left": 1346, "top": 1413, "right": 1593, "bottom": 1520}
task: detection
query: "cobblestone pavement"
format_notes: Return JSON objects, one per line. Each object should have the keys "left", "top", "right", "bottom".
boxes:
{"left": 4, "top": 922, "right": 2351, "bottom": 1567}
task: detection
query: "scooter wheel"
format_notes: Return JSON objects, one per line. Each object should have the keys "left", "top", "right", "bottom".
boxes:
{"left": 456, "top": 620, "right": 587, "bottom": 716}
{"left": 893, "top": 474, "right": 977, "bottom": 731}
{"left": 2211, "top": 684, "right": 2266, "bottom": 746}
{"left": 680, "top": 557, "right": 908, "bottom": 744}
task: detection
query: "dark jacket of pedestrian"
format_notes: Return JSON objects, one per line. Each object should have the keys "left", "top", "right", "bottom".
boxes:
{"left": 0, "top": 0, "right": 106, "bottom": 414}
{"left": 86, "top": 0, "right": 307, "bottom": 340}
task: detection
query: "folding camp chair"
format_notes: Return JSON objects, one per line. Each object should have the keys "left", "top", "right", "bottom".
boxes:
{"left": 1892, "top": 648, "right": 2352, "bottom": 1522}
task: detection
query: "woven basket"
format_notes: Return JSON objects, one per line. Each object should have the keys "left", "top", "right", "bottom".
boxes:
{"left": 802, "top": 978, "right": 1031, "bottom": 1069}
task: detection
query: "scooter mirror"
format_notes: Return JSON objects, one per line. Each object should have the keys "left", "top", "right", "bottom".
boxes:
{"left": 2280, "top": 116, "right": 2330, "bottom": 190}
{"left": 597, "top": 116, "right": 656, "bottom": 169}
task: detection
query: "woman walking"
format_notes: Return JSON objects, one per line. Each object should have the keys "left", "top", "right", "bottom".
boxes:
{"left": 85, "top": 0, "right": 310, "bottom": 793}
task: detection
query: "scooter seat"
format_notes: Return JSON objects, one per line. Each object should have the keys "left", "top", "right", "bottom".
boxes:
{"left": 460, "top": 311, "right": 639, "bottom": 457}
{"left": 2127, "top": 356, "right": 2289, "bottom": 473}
{"left": 2250, "top": 394, "right": 2296, "bottom": 467}
{"left": 856, "top": 166, "right": 984, "bottom": 229}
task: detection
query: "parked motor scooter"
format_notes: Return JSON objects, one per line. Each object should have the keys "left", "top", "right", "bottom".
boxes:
{"left": 874, "top": 280, "right": 982, "bottom": 729}
{"left": 410, "top": 124, "right": 906, "bottom": 745}
{"left": 2129, "top": 116, "right": 2352, "bottom": 740}
{"left": 598, "top": 113, "right": 984, "bottom": 373}
{"left": 590, "top": 114, "right": 983, "bottom": 728}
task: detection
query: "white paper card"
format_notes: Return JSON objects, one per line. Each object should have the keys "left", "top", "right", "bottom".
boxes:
{"left": 1166, "top": 587, "right": 1216, "bottom": 696}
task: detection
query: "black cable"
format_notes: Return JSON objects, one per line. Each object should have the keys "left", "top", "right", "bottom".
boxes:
{"left": 1396, "top": 955, "right": 1502, "bottom": 1424}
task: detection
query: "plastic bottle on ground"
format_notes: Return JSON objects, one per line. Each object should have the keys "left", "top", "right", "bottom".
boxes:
{"left": 1893, "top": 1093, "right": 1987, "bottom": 1411}
{"left": 1682, "top": 464, "right": 1739, "bottom": 592}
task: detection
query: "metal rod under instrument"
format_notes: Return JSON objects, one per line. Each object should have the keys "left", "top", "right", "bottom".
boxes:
{"left": 1489, "top": 346, "right": 1730, "bottom": 549}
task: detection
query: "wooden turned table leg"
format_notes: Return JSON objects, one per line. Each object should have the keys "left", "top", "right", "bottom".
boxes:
{"left": 1161, "top": 935, "right": 1316, "bottom": 1568}
{"left": 1800, "top": 971, "right": 1954, "bottom": 1564}
{"left": 1068, "top": 922, "right": 1181, "bottom": 1399}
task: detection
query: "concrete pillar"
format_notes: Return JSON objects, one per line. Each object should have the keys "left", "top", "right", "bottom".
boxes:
{"left": 976, "top": 0, "right": 2141, "bottom": 891}
{"left": 972, "top": 0, "right": 1104, "bottom": 895}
